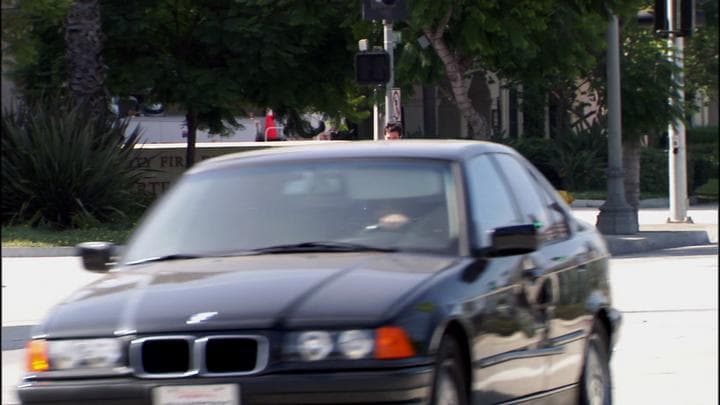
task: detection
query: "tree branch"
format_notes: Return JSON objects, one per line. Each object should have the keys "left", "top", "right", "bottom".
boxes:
{"left": 425, "top": 6, "right": 452, "bottom": 40}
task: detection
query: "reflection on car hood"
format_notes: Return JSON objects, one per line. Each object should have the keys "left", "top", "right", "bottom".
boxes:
{"left": 38, "top": 253, "right": 458, "bottom": 338}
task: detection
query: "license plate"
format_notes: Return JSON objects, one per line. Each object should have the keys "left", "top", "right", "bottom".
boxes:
{"left": 153, "top": 384, "right": 239, "bottom": 405}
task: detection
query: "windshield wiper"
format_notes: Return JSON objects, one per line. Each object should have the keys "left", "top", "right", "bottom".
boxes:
{"left": 125, "top": 242, "right": 395, "bottom": 264}
{"left": 124, "top": 254, "right": 204, "bottom": 266}
{"left": 249, "top": 241, "right": 397, "bottom": 254}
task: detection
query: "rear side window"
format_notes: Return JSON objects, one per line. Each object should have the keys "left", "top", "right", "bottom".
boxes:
{"left": 528, "top": 169, "right": 571, "bottom": 241}
{"left": 465, "top": 154, "right": 520, "bottom": 247}
{"left": 491, "top": 153, "right": 573, "bottom": 243}
{"left": 491, "top": 154, "right": 550, "bottom": 231}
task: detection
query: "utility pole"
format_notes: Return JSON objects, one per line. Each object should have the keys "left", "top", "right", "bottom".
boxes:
{"left": 596, "top": 13, "right": 639, "bottom": 235}
{"left": 373, "top": 92, "right": 380, "bottom": 140}
{"left": 667, "top": 0, "right": 693, "bottom": 223}
{"left": 383, "top": 20, "right": 394, "bottom": 130}
{"left": 359, "top": 0, "right": 407, "bottom": 139}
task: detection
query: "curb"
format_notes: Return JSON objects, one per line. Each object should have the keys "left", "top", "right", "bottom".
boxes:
{"left": 1, "top": 325, "right": 34, "bottom": 351}
{"left": 604, "top": 230, "right": 715, "bottom": 256}
{"left": 1, "top": 247, "right": 76, "bottom": 257}
{"left": 571, "top": 197, "right": 716, "bottom": 209}
{"left": 571, "top": 198, "right": 673, "bottom": 209}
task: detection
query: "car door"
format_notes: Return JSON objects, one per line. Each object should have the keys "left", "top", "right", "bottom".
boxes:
{"left": 491, "top": 153, "right": 590, "bottom": 393}
{"left": 464, "top": 154, "right": 550, "bottom": 403}
{"left": 521, "top": 159, "right": 600, "bottom": 391}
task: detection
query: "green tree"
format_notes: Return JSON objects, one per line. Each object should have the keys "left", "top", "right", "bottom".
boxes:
{"left": 101, "top": 0, "right": 361, "bottom": 166}
{"left": 4, "top": 0, "right": 366, "bottom": 164}
{"left": 395, "top": 0, "right": 629, "bottom": 139}
{"left": 2, "top": 0, "right": 73, "bottom": 104}
{"left": 587, "top": 11, "right": 681, "bottom": 208}
{"left": 685, "top": 0, "right": 719, "bottom": 101}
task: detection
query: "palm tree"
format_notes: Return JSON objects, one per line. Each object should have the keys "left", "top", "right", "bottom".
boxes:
{"left": 65, "top": 0, "right": 107, "bottom": 118}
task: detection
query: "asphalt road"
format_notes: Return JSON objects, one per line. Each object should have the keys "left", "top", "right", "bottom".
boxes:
{"left": 609, "top": 244, "right": 718, "bottom": 405}
{"left": 2, "top": 245, "right": 718, "bottom": 404}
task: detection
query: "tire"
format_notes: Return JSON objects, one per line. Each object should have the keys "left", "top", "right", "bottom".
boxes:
{"left": 430, "top": 336, "right": 468, "bottom": 405}
{"left": 579, "top": 322, "right": 612, "bottom": 405}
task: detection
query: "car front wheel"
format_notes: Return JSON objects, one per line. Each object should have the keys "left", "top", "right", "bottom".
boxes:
{"left": 580, "top": 322, "right": 612, "bottom": 405}
{"left": 431, "top": 336, "right": 468, "bottom": 405}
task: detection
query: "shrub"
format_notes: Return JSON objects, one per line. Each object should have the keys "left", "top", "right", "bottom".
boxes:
{"left": 494, "top": 137, "right": 563, "bottom": 188}
{"left": 689, "top": 152, "right": 718, "bottom": 194}
{"left": 685, "top": 126, "right": 718, "bottom": 193}
{"left": 551, "top": 124, "right": 607, "bottom": 191}
{"left": 687, "top": 126, "right": 719, "bottom": 145}
{"left": 695, "top": 178, "right": 718, "bottom": 199}
{"left": 640, "top": 148, "right": 669, "bottom": 195}
{"left": 2, "top": 96, "right": 150, "bottom": 229}
{"left": 495, "top": 123, "right": 607, "bottom": 191}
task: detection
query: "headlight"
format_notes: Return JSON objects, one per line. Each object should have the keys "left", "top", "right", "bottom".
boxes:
{"left": 287, "top": 327, "right": 415, "bottom": 361}
{"left": 297, "top": 331, "right": 333, "bottom": 361}
{"left": 337, "top": 330, "right": 373, "bottom": 359}
{"left": 26, "top": 339, "right": 123, "bottom": 372}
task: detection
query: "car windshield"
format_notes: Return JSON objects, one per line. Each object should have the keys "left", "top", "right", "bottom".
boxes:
{"left": 121, "top": 158, "right": 460, "bottom": 264}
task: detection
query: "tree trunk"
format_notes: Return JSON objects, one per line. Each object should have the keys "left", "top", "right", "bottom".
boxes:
{"left": 623, "top": 137, "right": 642, "bottom": 210}
{"left": 423, "top": 10, "right": 489, "bottom": 139}
{"left": 65, "top": 0, "right": 107, "bottom": 118}
{"left": 186, "top": 110, "right": 198, "bottom": 168}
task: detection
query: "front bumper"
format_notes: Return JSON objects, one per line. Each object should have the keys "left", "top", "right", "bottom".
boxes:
{"left": 17, "top": 365, "right": 434, "bottom": 405}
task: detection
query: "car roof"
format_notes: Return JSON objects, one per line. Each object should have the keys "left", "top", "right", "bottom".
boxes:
{"left": 189, "top": 139, "right": 517, "bottom": 174}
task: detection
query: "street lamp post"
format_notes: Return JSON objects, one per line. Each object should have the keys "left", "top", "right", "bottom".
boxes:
{"left": 596, "top": 13, "right": 639, "bottom": 235}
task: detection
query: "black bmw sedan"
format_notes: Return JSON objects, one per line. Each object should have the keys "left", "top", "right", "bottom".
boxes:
{"left": 18, "top": 140, "right": 621, "bottom": 405}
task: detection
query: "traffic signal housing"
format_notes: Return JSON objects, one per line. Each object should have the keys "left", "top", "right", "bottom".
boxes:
{"left": 361, "top": 0, "right": 408, "bottom": 22}
{"left": 355, "top": 51, "right": 390, "bottom": 85}
{"left": 654, "top": 0, "right": 695, "bottom": 36}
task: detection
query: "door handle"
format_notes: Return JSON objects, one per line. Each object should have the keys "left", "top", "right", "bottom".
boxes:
{"left": 521, "top": 257, "right": 541, "bottom": 282}
{"left": 522, "top": 267, "right": 542, "bottom": 282}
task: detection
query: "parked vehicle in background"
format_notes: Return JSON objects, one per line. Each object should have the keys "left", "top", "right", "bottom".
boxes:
{"left": 18, "top": 140, "right": 621, "bottom": 405}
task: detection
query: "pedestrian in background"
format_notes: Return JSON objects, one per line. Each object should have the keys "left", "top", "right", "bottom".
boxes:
{"left": 384, "top": 122, "right": 402, "bottom": 140}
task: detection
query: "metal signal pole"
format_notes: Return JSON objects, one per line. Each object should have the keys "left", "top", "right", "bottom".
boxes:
{"left": 383, "top": 19, "right": 394, "bottom": 130}
{"left": 667, "top": 0, "right": 692, "bottom": 223}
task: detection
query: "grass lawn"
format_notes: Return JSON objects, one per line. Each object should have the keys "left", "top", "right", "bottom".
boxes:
{"left": 2, "top": 224, "right": 135, "bottom": 248}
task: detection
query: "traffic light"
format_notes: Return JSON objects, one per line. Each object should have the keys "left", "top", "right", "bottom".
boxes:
{"left": 679, "top": 0, "right": 695, "bottom": 36}
{"left": 361, "top": 0, "right": 408, "bottom": 22}
{"left": 654, "top": 0, "right": 669, "bottom": 33}
{"left": 654, "top": 0, "right": 695, "bottom": 37}
{"left": 355, "top": 51, "right": 390, "bottom": 85}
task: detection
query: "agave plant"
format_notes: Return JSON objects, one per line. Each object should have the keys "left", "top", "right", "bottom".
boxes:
{"left": 1, "top": 95, "right": 149, "bottom": 229}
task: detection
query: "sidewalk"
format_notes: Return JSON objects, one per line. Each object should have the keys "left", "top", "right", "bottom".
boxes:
{"left": 1, "top": 202, "right": 717, "bottom": 258}
{"left": 572, "top": 202, "right": 718, "bottom": 256}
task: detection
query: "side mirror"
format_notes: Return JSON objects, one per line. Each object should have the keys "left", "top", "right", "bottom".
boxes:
{"left": 490, "top": 224, "right": 540, "bottom": 256}
{"left": 75, "top": 242, "right": 118, "bottom": 272}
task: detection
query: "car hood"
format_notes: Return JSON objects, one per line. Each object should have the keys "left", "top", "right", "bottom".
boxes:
{"left": 38, "top": 253, "right": 458, "bottom": 338}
